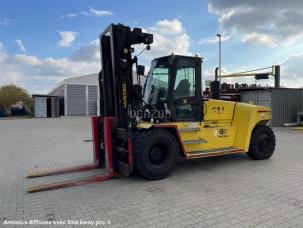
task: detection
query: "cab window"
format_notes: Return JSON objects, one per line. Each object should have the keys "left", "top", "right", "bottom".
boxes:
{"left": 144, "top": 66, "right": 169, "bottom": 104}
{"left": 173, "top": 67, "right": 195, "bottom": 99}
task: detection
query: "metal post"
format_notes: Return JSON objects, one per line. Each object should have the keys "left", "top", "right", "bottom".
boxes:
{"left": 274, "top": 65, "right": 280, "bottom": 88}
{"left": 217, "top": 34, "right": 222, "bottom": 81}
{"left": 215, "top": 67, "right": 219, "bottom": 81}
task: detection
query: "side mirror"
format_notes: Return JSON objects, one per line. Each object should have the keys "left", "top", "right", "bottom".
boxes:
{"left": 137, "top": 65, "right": 145, "bottom": 76}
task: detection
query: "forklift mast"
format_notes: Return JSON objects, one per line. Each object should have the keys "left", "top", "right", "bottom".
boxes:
{"left": 99, "top": 23, "right": 153, "bottom": 129}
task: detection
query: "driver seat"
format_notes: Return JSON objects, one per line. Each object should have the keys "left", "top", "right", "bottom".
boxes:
{"left": 175, "top": 79, "right": 190, "bottom": 98}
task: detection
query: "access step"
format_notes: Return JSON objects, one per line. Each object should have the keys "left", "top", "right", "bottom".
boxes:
{"left": 186, "top": 147, "right": 244, "bottom": 159}
{"left": 183, "top": 139, "right": 207, "bottom": 144}
{"left": 179, "top": 127, "right": 200, "bottom": 132}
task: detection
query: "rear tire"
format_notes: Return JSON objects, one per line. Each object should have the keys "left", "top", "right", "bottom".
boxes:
{"left": 247, "top": 125, "right": 275, "bottom": 160}
{"left": 133, "top": 129, "right": 179, "bottom": 180}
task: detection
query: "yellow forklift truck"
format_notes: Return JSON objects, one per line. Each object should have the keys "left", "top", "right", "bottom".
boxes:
{"left": 27, "top": 23, "right": 275, "bottom": 192}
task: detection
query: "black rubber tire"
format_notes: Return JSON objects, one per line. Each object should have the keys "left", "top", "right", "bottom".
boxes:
{"left": 133, "top": 129, "right": 179, "bottom": 180}
{"left": 247, "top": 125, "right": 276, "bottom": 160}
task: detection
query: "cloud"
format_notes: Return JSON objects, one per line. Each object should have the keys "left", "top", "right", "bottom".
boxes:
{"left": 58, "top": 31, "right": 78, "bottom": 47}
{"left": 140, "top": 18, "right": 192, "bottom": 60}
{"left": 0, "top": 19, "right": 192, "bottom": 93}
{"left": 61, "top": 7, "right": 113, "bottom": 19}
{"left": 82, "top": 7, "right": 113, "bottom": 17}
{"left": 0, "top": 17, "right": 11, "bottom": 26}
{"left": 198, "top": 35, "right": 230, "bottom": 45}
{"left": 11, "top": 55, "right": 99, "bottom": 78}
{"left": 279, "top": 53, "right": 303, "bottom": 88}
{"left": 60, "top": 13, "right": 77, "bottom": 19}
{"left": 0, "top": 43, "right": 22, "bottom": 85}
{"left": 14, "top": 54, "right": 41, "bottom": 65}
{"left": 151, "top": 19, "right": 183, "bottom": 35}
{"left": 71, "top": 39, "right": 99, "bottom": 62}
{"left": 208, "top": 0, "right": 303, "bottom": 46}
{"left": 0, "top": 40, "right": 100, "bottom": 93}
{"left": 14, "top": 39, "right": 27, "bottom": 52}
{"left": 0, "top": 44, "right": 7, "bottom": 58}
{"left": 241, "top": 33, "right": 276, "bottom": 46}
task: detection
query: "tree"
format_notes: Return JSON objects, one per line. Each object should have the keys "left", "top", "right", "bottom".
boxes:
{"left": 0, "top": 84, "right": 33, "bottom": 111}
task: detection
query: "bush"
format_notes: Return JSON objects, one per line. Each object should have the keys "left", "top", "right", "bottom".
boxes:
{"left": 0, "top": 84, "right": 33, "bottom": 113}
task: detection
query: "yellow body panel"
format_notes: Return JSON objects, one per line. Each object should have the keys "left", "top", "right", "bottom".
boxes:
{"left": 136, "top": 99, "right": 272, "bottom": 156}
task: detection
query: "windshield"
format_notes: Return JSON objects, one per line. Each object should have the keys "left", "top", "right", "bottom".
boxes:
{"left": 143, "top": 62, "right": 169, "bottom": 105}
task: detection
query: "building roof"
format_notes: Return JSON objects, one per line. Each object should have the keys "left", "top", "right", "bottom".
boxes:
{"left": 48, "top": 71, "right": 145, "bottom": 95}
{"left": 48, "top": 73, "right": 99, "bottom": 95}
{"left": 32, "top": 94, "right": 59, "bottom": 98}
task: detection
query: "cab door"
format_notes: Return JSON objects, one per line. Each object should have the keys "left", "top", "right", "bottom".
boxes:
{"left": 170, "top": 57, "right": 211, "bottom": 152}
{"left": 170, "top": 57, "right": 203, "bottom": 122}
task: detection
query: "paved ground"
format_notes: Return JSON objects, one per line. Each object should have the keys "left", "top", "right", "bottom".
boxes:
{"left": 0, "top": 117, "right": 303, "bottom": 228}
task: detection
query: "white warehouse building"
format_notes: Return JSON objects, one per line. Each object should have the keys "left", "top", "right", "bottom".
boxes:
{"left": 48, "top": 73, "right": 100, "bottom": 116}
{"left": 45, "top": 72, "right": 144, "bottom": 117}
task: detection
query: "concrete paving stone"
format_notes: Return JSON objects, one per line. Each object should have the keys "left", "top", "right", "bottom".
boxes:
{"left": 0, "top": 118, "right": 303, "bottom": 227}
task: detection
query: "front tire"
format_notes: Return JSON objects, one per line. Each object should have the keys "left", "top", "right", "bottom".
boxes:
{"left": 133, "top": 129, "right": 179, "bottom": 180}
{"left": 247, "top": 125, "right": 275, "bottom": 160}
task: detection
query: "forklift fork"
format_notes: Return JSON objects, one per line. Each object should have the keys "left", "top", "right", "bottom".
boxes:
{"left": 26, "top": 117, "right": 118, "bottom": 193}
{"left": 27, "top": 164, "right": 99, "bottom": 178}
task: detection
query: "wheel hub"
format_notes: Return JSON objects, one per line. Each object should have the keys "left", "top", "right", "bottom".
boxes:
{"left": 259, "top": 134, "right": 272, "bottom": 151}
{"left": 149, "top": 145, "right": 168, "bottom": 165}
{"left": 150, "top": 147, "right": 162, "bottom": 160}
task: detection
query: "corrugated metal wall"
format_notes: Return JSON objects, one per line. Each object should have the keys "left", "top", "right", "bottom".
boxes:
{"left": 49, "top": 85, "right": 65, "bottom": 115}
{"left": 66, "top": 84, "right": 86, "bottom": 116}
{"left": 87, "top": 86, "right": 98, "bottom": 116}
{"left": 241, "top": 89, "right": 303, "bottom": 127}
{"left": 241, "top": 90, "right": 271, "bottom": 108}
{"left": 34, "top": 97, "right": 47, "bottom": 117}
{"left": 241, "top": 90, "right": 272, "bottom": 126}
{"left": 49, "top": 85, "right": 64, "bottom": 97}
{"left": 51, "top": 97, "right": 59, "bottom": 117}
{"left": 49, "top": 84, "right": 98, "bottom": 116}
{"left": 34, "top": 96, "right": 59, "bottom": 118}
{"left": 271, "top": 89, "right": 303, "bottom": 127}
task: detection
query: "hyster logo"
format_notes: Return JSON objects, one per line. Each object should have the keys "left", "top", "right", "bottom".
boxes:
{"left": 122, "top": 83, "right": 127, "bottom": 108}
{"left": 218, "top": 129, "right": 228, "bottom": 137}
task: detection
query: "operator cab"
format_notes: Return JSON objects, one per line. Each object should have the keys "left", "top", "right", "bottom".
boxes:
{"left": 143, "top": 54, "right": 203, "bottom": 122}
